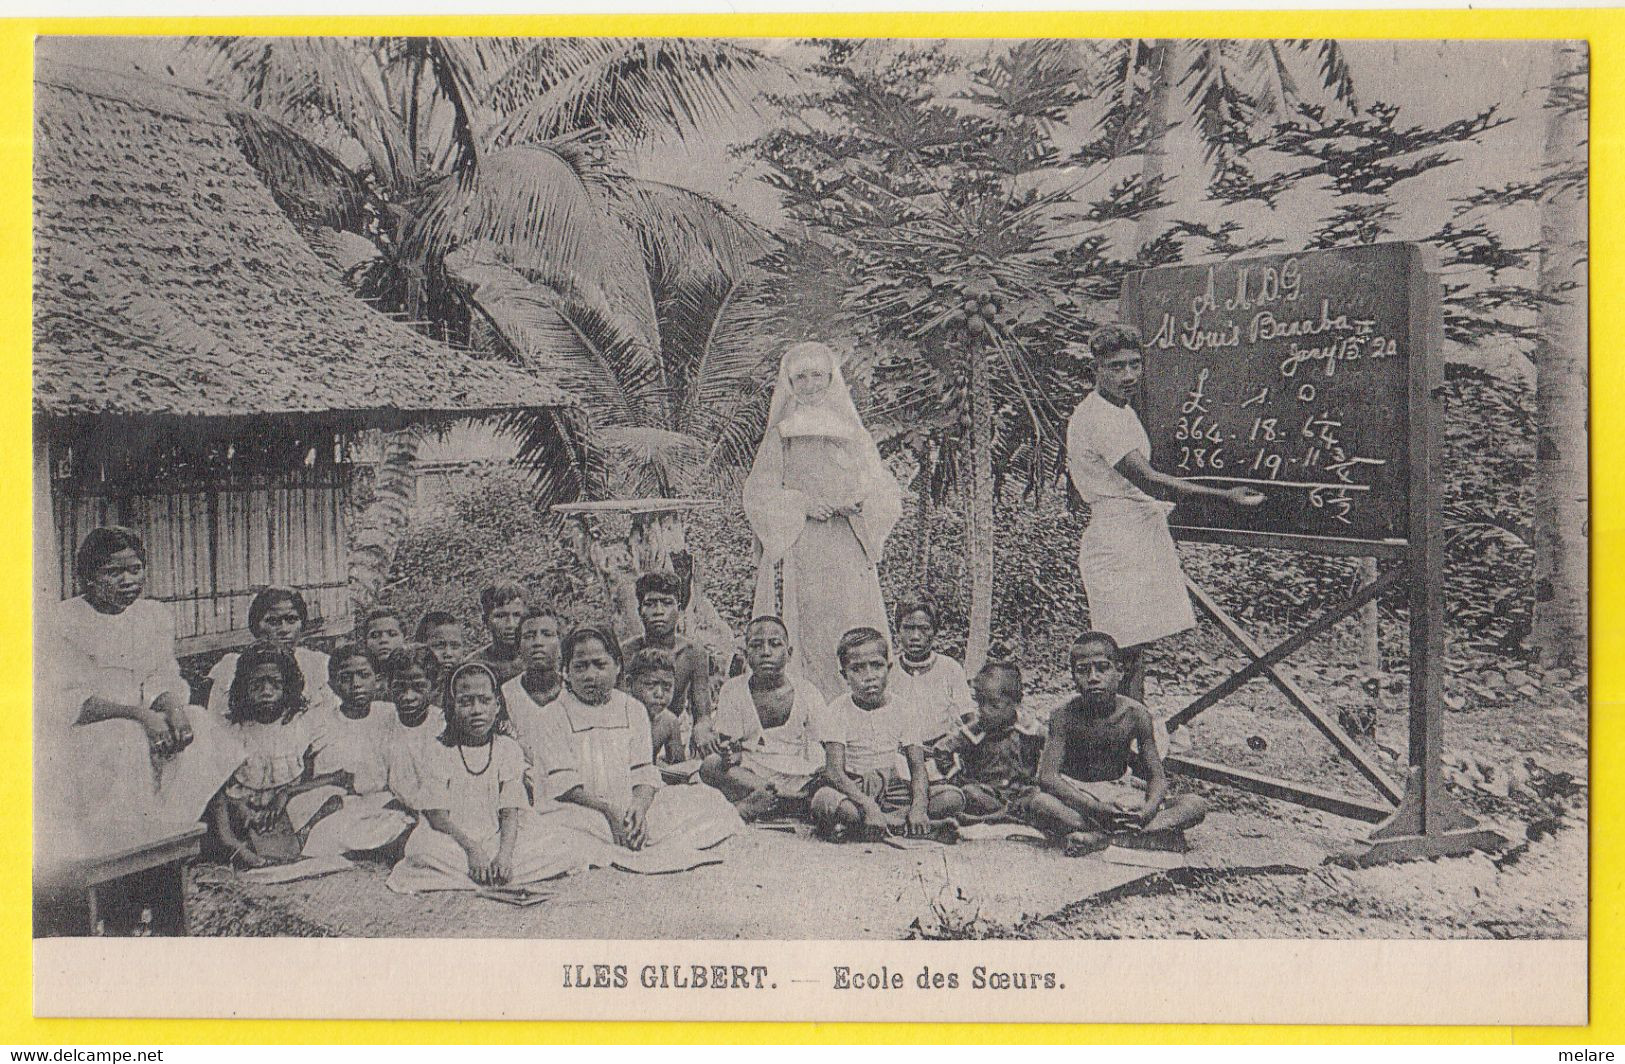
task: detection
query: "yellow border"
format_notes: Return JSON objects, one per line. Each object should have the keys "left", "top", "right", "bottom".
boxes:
{"left": 4, "top": 9, "right": 1616, "bottom": 1044}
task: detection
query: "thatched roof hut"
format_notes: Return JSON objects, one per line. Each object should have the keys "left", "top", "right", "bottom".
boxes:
{"left": 33, "top": 60, "right": 576, "bottom": 651}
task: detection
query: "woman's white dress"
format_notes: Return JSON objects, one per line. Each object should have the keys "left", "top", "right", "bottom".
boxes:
{"left": 38, "top": 596, "right": 242, "bottom": 863}
{"left": 535, "top": 689, "right": 741, "bottom": 874}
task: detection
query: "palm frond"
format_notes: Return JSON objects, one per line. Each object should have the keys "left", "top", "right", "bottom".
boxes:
{"left": 222, "top": 104, "right": 369, "bottom": 230}
{"left": 492, "top": 38, "right": 776, "bottom": 147}
{"left": 672, "top": 269, "right": 779, "bottom": 437}
{"left": 616, "top": 178, "right": 776, "bottom": 286}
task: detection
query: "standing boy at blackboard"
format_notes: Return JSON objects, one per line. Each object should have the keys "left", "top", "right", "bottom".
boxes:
{"left": 1067, "top": 325, "right": 1265, "bottom": 698}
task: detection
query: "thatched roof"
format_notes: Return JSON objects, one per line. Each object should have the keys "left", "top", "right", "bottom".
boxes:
{"left": 33, "top": 59, "right": 571, "bottom": 422}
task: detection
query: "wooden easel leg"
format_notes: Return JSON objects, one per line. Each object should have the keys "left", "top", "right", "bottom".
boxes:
{"left": 1345, "top": 768, "right": 1505, "bottom": 866}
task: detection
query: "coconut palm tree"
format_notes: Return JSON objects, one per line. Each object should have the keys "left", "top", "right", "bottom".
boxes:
{"left": 193, "top": 35, "right": 780, "bottom": 602}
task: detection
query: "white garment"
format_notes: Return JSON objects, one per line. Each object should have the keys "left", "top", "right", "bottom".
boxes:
{"left": 207, "top": 646, "right": 338, "bottom": 721}
{"left": 1066, "top": 390, "right": 1196, "bottom": 647}
{"left": 502, "top": 673, "right": 560, "bottom": 801}
{"left": 822, "top": 691, "right": 924, "bottom": 779}
{"left": 311, "top": 702, "right": 396, "bottom": 796}
{"left": 713, "top": 674, "right": 829, "bottom": 790}
{"left": 889, "top": 653, "right": 974, "bottom": 743}
{"left": 38, "top": 597, "right": 242, "bottom": 861}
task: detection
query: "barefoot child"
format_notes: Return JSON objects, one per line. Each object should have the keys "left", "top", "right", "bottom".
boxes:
{"left": 621, "top": 573, "right": 717, "bottom": 756}
{"left": 1028, "top": 632, "right": 1208, "bottom": 854}
{"left": 625, "top": 648, "right": 685, "bottom": 765}
{"left": 535, "top": 627, "right": 741, "bottom": 874}
{"left": 387, "top": 662, "right": 607, "bottom": 892}
{"left": 299, "top": 645, "right": 415, "bottom": 858}
{"left": 206, "top": 643, "right": 349, "bottom": 868}
{"left": 473, "top": 582, "right": 528, "bottom": 686}
{"left": 888, "top": 598, "right": 974, "bottom": 765}
{"left": 359, "top": 606, "right": 407, "bottom": 661}
{"left": 808, "top": 628, "right": 964, "bottom": 842}
{"left": 933, "top": 662, "right": 1041, "bottom": 822}
{"left": 207, "top": 588, "right": 337, "bottom": 719}
{"left": 702, "top": 616, "right": 829, "bottom": 821}
{"left": 415, "top": 610, "right": 467, "bottom": 674}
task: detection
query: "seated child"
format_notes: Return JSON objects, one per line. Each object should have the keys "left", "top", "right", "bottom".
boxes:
{"left": 208, "top": 588, "right": 337, "bottom": 719}
{"left": 889, "top": 598, "right": 974, "bottom": 754}
{"left": 379, "top": 643, "right": 444, "bottom": 811}
{"left": 932, "top": 661, "right": 1042, "bottom": 822}
{"left": 809, "top": 627, "right": 964, "bottom": 843}
{"left": 502, "top": 610, "right": 564, "bottom": 793}
{"left": 360, "top": 606, "right": 407, "bottom": 661}
{"left": 387, "top": 662, "right": 609, "bottom": 892}
{"left": 534, "top": 626, "right": 741, "bottom": 874}
{"left": 701, "top": 616, "right": 829, "bottom": 821}
{"left": 473, "top": 582, "right": 528, "bottom": 687}
{"left": 206, "top": 643, "right": 348, "bottom": 868}
{"left": 1028, "top": 632, "right": 1208, "bottom": 855}
{"left": 298, "top": 644, "right": 415, "bottom": 858}
{"left": 621, "top": 573, "right": 716, "bottom": 756}
{"left": 625, "top": 648, "right": 685, "bottom": 765}
{"left": 415, "top": 610, "right": 467, "bottom": 674}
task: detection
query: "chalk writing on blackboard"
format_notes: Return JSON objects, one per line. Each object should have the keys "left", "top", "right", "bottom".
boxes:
{"left": 1122, "top": 243, "right": 1420, "bottom": 543}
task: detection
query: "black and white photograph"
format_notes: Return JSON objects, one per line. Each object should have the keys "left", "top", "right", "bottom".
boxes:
{"left": 31, "top": 32, "right": 1587, "bottom": 962}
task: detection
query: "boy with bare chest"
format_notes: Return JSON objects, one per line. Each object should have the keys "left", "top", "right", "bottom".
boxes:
{"left": 1028, "top": 632, "right": 1208, "bottom": 854}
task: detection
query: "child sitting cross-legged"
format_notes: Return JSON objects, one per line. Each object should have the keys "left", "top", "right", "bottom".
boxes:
{"left": 1027, "top": 631, "right": 1208, "bottom": 855}
{"left": 932, "top": 661, "right": 1042, "bottom": 824}
{"left": 625, "top": 648, "right": 685, "bottom": 766}
{"left": 379, "top": 643, "right": 444, "bottom": 812}
{"left": 701, "top": 616, "right": 829, "bottom": 822}
{"left": 206, "top": 643, "right": 349, "bottom": 868}
{"left": 809, "top": 627, "right": 963, "bottom": 843}
{"left": 387, "top": 662, "right": 607, "bottom": 893}
{"left": 297, "top": 644, "right": 415, "bottom": 859}
{"left": 533, "top": 626, "right": 741, "bottom": 874}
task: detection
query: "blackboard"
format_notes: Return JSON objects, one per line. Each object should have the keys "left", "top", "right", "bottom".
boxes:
{"left": 1120, "top": 242, "right": 1434, "bottom": 548}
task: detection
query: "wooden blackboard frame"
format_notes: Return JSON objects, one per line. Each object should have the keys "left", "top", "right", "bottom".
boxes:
{"left": 1119, "top": 243, "right": 1502, "bottom": 863}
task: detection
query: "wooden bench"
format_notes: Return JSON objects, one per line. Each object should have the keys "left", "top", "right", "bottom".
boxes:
{"left": 35, "top": 824, "right": 205, "bottom": 937}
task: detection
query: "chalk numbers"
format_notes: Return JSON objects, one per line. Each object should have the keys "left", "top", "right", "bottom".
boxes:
{"left": 1248, "top": 417, "right": 1279, "bottom": 442}
{"left": 1176, "top": 415, "right": 1224, "bottom": 443}
{"left": 1177, "top": 446, "right": 1226, "bottom": 471}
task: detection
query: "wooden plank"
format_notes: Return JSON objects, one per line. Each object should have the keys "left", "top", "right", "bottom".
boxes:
{"left": 1168, "top": 569, "right": 1404, "bottom": 727}
{"left": 248, "top": 488, "right": 268, "bottom": 588}
{"left": 1180, "top": 579, "right": 1405, "bottom": 806}
{"left": 1166, "top": 756, "right": 1394, "bottom": 824}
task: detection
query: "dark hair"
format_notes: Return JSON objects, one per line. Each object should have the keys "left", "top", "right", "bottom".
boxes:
{"left": 383, "top": 643, "right": 442, "bottom": 685}
{"left": 1070, "top": 630, "right": 1122, "bottom": 661}
{"left": 975, "top": 660, "right": 1025, "bottom": 701}
{"left": 561, "top": 625, "right": 622, "bottom": 670}
{"left": 626, "top": 647, "right": 677, "bottom": 683}
{"left": 893, "top": 597, "right": 939, "bottom": 629}
{"left": 248, "top": 587, "right": 310, "bottom": 634}
{"left": 1090, "top": 323, "right": 1144, "bottom": 360}
{"left": 635, "top": 572, "right": 683, "bottom": 605}
{"left": 74, "top": 526, "right": 146, "bottom": 589}
{"left": 836, "top": 627, "right": 889, "bottom": 668}
{"left": 438, "top": 661, "right": 515, "bottom": 747}
{"left": 327, "top": 643, "right": 382, "bottom": 683}
{"left": 479, "top": 581, "right": 527, "bottom": 618}
{"left": 414, "top": 610, "right": 461, "bottom": 642}
{"left": 226, "top": 642, "right": 308, "bottom": 725}
{"left": 361, "top": 605, "right": 403, "bottom": 632}
{"left": 745, "top": 615, "right": 789, "bottom": 639}
{"left": 518, "top": 608, "right": 562, "bottom": 635}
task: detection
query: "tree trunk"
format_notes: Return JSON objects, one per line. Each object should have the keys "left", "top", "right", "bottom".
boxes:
{"left": 964, "top": 348, "right": 996, "bottom": 672}
{"left": 348, "top": 425, "right": 426, "bottom": 609}
{"left": 1531, "top": 41, "right": 1589, "bottom": 671}
{"left": 1133, "top": 40, "right": 1175, "bottom": 254}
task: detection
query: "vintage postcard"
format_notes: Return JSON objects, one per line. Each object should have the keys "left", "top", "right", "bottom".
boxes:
{"left": 28, "top": 27, "right": 1589, "bottom": 1027}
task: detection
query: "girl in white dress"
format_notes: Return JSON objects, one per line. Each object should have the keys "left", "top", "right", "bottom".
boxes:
{"left": 298, "top": 644, "right": 415, "bottom": 858}
{"left": 206, "top": 588, "right": 338, "bottom": 721}
{"left": 39, "top": 527, "right": 241, "bottom": 863}
{"left": 536, "top": 627, "right": 742, "bottom": 874}
{"left": 386, "top": 662, "right": 609, "bottom": 893}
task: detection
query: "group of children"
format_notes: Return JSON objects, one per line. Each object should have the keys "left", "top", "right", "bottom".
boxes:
{"left": 194, "top": 569, "right": 1207, "bottom": 895}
